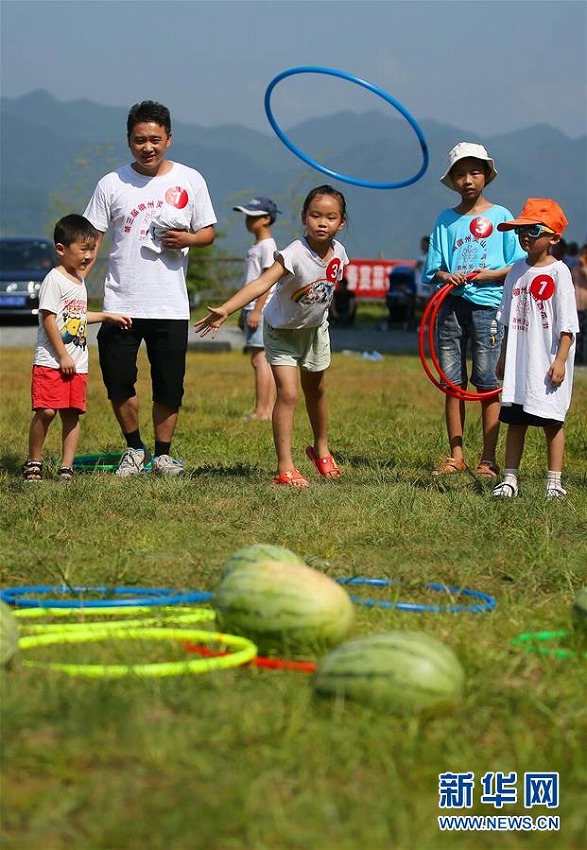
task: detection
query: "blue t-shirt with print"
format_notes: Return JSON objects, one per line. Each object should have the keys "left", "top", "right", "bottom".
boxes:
{"left": 423, "top": 204, "right": 526, "bottom": 307}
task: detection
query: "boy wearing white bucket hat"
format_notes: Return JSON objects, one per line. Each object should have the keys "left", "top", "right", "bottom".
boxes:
{"left": 423, "top": 142, "right": 526, "bottom": 480}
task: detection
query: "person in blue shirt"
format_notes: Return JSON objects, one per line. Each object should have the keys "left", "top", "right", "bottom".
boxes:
{"left": 423, "top": 142, "right": 527, "bottom": 480}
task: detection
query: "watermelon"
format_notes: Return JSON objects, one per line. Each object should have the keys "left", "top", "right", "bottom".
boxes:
{"left": 214, "top": 559, "right": 354, "bottom": 653}
{"left": 571, "top": 587, "right": 587, "bottom": 637}
{"left": 312, "top": 631, "right": 465, "bottom": 714}
{"left": 221, "top": 543, "right": 306, "bottom": 578}
{"left": 1, "top": 601, "right": 19, "bottom": 669}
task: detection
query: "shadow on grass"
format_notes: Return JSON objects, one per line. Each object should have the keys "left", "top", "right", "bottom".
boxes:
{"left": 1, "top": 454, "right": 25, "bottom": 475}
{"left": 189, "top": 461, "right": 262, "bottom": 479}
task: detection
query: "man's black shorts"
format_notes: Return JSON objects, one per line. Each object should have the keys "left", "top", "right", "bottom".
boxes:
{"left": 97, "top": 319, "right": 188, "bottom": 410}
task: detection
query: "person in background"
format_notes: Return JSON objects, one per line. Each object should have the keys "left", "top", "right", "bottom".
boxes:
{"left": 415, "top": 235, "right": 433, "bottom": 302}
{"left": 493, "top": 199, "right": 579, "bottom": 499}
{"left": 329, "top": 276, "right": 357, "bottom": 327}
{"left": 423, "top": 142, "right": 527, "bottom": 481}
{"left": 232, "top": 197, "right": 280, "bottom": 421}
{"left": 571, "top": 243, "right": 587, "bottom": 364}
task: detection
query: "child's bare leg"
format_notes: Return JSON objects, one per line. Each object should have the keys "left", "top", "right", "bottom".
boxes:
{"left": 492, "top": 422, "right": 527, "bottom": 497}
{"left": 60, "top": 409, "right": 81, "bottom": 468}
{"left": 27, "top": 409, "right": 56, "bottom": 460}
{"left": 300, "top": 369, "right": 329, "bottom": 456}
{"left": 503, "top": 423, "right": 527, "bottom": 469}
{"left": 445, "top": 393, "right": 466, "bottom": 461}
{"left": 250, "top": 349, "right": 275, "bottom": 420}
{"left": 271, "top": 365, "right": 299, "bottom": 474}
{"left": 479, "top": 396, "right": 501, "bottom": 464}
{"left": 544, "top": 425, "right": 564, "bottom": 473}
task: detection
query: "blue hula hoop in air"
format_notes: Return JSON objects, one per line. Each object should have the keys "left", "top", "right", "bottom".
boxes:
{"left": 336, "top": 577, "right": 496, "bottom": 614}
{"left": 264, "top": 66, "right": 429, "bottom": 189}
{"left": 0, "top": 585, "right": 213, "bottom": 609}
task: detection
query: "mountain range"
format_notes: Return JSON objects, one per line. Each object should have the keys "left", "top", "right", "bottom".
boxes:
{"left": 1, "top": 90, "right": 585, "bottom": 261}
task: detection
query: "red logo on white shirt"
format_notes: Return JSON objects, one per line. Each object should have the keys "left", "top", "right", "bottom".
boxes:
{"left": 530, "top": 274, "right": 555, "bottom": 302}
{"left": 165, "top": 187, "right": 189, "bottom": 209}
{"left": 326, "top": 258, "right": 341, "bottom": 282}
{"left": 469, "top": 217, "right": 493, "bottom": 239}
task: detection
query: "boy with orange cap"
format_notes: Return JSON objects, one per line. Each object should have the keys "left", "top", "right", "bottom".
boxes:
{"left": 492, "top": 199, "right": 579, "bottom": 499}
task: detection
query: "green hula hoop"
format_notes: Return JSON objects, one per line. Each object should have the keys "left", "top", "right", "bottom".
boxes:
{"left": 17, "top": 607, "right": 216, "bottom": 635}
{"left": 511, "top": 630, "right": 587, "bottom": 660}
{"left": 19, "top": 627, "right": 257, "bottom": 678}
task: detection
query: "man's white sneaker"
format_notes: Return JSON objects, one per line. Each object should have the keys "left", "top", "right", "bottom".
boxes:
{"left": 546, "top": 486, "right": 567, "bottom": 500}
{"left": 115, "top": 448, "right": 145, "bottom": 477}
{"left": 152, "top": 454, "right": 186, "bottom": 477}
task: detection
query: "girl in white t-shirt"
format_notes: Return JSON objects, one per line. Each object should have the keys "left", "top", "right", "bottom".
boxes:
{"left": 195, "top": 185, "right": 349, "bottom": 487}
{"left": 493, "top": 199, "right": 579, "bottom": 500}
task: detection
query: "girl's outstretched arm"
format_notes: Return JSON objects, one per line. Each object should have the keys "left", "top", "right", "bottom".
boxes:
{"left": 194, "top": 258, "right": 285, "bottom": 338}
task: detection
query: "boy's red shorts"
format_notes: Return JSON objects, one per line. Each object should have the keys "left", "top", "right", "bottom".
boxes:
{"left": 31, "top": 365, "right": 87, "bottom": 413}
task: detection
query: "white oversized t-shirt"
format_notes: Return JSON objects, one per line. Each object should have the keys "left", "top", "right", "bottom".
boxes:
{"left": 264, "top": 238, "right": 349, "bottom": 329}
{"left": 34, "top": 269, "right": 90, "bottom": 373}
{"left": 497, "top": 259, "right": 579, "bottom": 421}
{"left": 242, "top": 237, "right": 277, "bottom": 310}
{"left": 84, "top": 162, "right": 217, "bottom": 319}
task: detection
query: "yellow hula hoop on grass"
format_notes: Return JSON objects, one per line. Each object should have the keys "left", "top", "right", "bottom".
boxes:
{"left": 15, "top": 606, "right": 216, "bottom": 634}
{"left": 19, "top": 627, "right": 257, "bottom": 678}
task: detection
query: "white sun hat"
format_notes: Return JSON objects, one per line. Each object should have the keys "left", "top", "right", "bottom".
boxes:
{"left": 440, "top": 142, "right": 498, "bottom": 190}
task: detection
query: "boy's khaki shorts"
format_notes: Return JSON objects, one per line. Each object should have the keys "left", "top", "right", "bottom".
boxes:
{"left": 264, "top": 320, "right": 331, "bottom": 371}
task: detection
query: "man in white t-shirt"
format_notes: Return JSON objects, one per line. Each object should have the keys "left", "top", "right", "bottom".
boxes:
{"left": 84, "top": 101, "right": 217, "bottom": 476}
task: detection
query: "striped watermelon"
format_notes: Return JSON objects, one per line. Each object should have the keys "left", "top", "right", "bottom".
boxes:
{"left": 571, "top": 587, "right": 587, "bottom": 636}
{"left": 222, "top": 544, "right": 306, "bottom": 577}
{"left": 214, "top": 560, "right": 354, "bottom": 653}
{"left": 312, "top": 631, "right": 465, "bottom": 714}
{"left": 1, "top": 601, "right": 19, "bottom": 669}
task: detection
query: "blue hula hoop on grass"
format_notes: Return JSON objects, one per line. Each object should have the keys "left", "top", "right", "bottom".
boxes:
{"left": 0, "top": 585, "right": 212, "bottom": 609}
{"left": 264, "top": 66, "right": 429, "bottom": 189}
{"left": 336, "top": 577, "right": 496, "bottom": 613}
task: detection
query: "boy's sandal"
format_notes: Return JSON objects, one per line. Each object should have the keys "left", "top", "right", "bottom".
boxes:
{"left": 475, "top": 460, "right": 500, "bottom": 480}
{"left": 432, "top": 457, "right": 466, "bottom": 477}
{"left": 272, "top": 469, "right": 309, "bottom": 488}
{"left": 22, "top": 460, "right": 43, "bottom": 482}
{"left": 57, "top": 466, "right": 75, "bottom": 481}
{"left": 305, "top": 446, "right": 341, "bottom": 479}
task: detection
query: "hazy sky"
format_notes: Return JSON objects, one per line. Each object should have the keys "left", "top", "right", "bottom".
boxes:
{"left": 1, "top": 0, "right": 586, "bottom": 139}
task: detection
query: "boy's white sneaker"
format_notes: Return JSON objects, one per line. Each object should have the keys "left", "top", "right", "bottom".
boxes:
{"left": 115, "top": 448, "right": 146, "bottom": 476}
{"left": 152, "top": 454, "right": 186, "bottom": 477}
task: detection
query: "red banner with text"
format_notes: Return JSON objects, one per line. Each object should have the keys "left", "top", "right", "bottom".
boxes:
{"left": 345, "top": 259, "right": 416, "bottom": 299}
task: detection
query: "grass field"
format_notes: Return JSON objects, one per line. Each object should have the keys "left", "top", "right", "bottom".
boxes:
{"left": 1, "top": 342, "right": 586, "bottom": 850}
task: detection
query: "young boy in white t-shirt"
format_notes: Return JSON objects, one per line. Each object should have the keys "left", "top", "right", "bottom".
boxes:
{"left": 232, "top": 197, "right": 280, "bottom": 421}
{"left": 23, "top": 215, "right": 131, "bottom": 481}
{"left": 493, "top": 199, "right": 579, "bottom": 499}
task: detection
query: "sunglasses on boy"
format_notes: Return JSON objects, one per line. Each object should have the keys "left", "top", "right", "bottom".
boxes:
{"left": 513, "top": 224, "right": 556, "bottom": 238}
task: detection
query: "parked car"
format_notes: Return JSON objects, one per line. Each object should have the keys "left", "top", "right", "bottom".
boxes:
{"left": 0, "top": 236, "right": 55, "bottom": 321}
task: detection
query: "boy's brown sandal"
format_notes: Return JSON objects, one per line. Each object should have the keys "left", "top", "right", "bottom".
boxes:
{"left": 475, "top": 460, "right": 500, "bottom": 480}
{"left": 432, "top": 457, "right": 466, "bottom": 477}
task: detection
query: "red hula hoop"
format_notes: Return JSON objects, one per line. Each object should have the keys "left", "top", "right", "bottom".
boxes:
{"left": 419, "top": 281, "right": 501, "bottom": 402}
{"left": 184, "top": 642, "right": 317, "bottom": 673}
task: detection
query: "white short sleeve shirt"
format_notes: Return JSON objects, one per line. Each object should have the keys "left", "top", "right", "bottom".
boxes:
{"left": 264, "top": 238, "right": 349, "bottom": 329}
{"left": 497, "top": 259, "right": 579, "bottom": 421}
{"left": 84, "top": 162, "right": 216, "bottom": 319}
